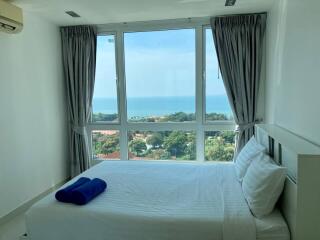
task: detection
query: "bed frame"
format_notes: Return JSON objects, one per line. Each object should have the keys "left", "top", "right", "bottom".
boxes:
{"left": 255, "top": 124, "right": 320, "bottom": 240}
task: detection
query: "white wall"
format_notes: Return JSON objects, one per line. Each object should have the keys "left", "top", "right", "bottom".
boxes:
{"left": 265, "top": 0, "right": 320, "bottom": 146}
{"left": 0, "top": 12, "right": 69, "bottom": 218}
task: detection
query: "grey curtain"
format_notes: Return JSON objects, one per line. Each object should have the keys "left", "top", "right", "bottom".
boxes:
{"left": 210, "top": 13, "right": 266, "bottom": 155}
{"left": 61, "top": 25, "right": 97, "bottom": 177}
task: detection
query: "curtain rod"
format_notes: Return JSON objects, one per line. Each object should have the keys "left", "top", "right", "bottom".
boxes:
{"left": 211, "top": 11, "right": 267, "bottom": 20}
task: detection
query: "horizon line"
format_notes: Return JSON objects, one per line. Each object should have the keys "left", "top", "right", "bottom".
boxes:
{"left": 93, "top": 94, "right": 227, "bottom": 99}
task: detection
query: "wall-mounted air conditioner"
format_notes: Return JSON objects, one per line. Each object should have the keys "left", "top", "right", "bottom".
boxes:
{"left": 0, "top": 0, "right": 23, "bottom": 33}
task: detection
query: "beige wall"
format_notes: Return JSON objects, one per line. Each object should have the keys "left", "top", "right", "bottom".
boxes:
{"left": 0, "top": 12, "right": 69, "bottom": 218}
{"left": 265, "top": 0, "right": 320, "bottom": 146}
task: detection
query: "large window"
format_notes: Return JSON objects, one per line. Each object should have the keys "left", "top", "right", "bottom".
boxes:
{"left": 89, "top": 21, "right": 235, "bottom": 162}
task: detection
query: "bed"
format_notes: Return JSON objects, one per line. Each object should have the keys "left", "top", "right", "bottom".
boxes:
{"left": 26, "top": 124, "right": 320, "bottom": 240}
{"left": 26, "top": 160, "right": 289, "bottom": 240}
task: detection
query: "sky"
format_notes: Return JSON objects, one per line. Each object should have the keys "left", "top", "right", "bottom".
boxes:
{"left": 93, "top": 28, "right": 226, "bottom": 99}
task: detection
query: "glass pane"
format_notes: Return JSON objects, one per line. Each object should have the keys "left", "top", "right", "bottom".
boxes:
{"left": 205, "top": 131, "right": 235, "bottom": 161}
{"left": 205, "top": 29, "right": 233, "bottom": 121}
{"left": 92, "top": 130, "right": 120, "bottom": 160}
{"left": 124, "top": 29, "right": 196, "bottom": 122}
{"left": 92, "top": 35, "right": 118, "bottom": 122}
{"left": 128, "top": 131, "right": 196, "bottom": 160}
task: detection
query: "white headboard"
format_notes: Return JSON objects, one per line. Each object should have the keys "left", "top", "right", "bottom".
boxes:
{"left": 255, "top": 124, "right": 320, "bottom": 240}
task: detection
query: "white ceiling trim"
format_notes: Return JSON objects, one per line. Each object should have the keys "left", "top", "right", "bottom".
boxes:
{"left": 11, "top": 0, "right": 275, "bottom": 26}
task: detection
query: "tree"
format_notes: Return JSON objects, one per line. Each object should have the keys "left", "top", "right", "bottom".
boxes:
{"left": 101, "top": 135, "right": 119, "bottom": 155}
{"left": 92, "top": 132, "right": 120, "bottom": 157}
{"left": 163, "top": 131, "right": 188, "bottom": 157}
{"left": 220, "top": 131, "right": 235, "bottom": 144}
{"left": 206, "top": 113, "right": 228, "bottom": 121}
{"left": 184, "top": 137, "right": 196, "bottom": 160}
{"left": 92, "top": 113, "right": 118, "bottom": 122}
{"left": 146, "top": 133, "right": 163, "bottom": 149}
{"left": 164, "top": 112, "right": 195, "bottom": 122}
{"left": 144, "top": 149, "right": 171, "bottom": 160}
{"left": 129, "top": 139, "right": 147, "bottom": 156}
{"left": 205, "top": 136, "right": 235, "bottom": 161}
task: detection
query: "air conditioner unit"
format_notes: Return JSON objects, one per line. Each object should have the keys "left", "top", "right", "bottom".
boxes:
{"left": 0, "top": 0, "right": 23, "bottom": 33}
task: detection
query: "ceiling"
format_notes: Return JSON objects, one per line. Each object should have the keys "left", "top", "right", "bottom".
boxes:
{"left": 10, "top": 0, "right": 275, "bottom": 26}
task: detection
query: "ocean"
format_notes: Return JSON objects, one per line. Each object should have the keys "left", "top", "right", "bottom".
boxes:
{"left": 93, "top": 95, "right": 232, "bottom": 118}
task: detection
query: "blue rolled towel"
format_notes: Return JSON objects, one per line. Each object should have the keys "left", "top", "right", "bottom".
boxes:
{"left": 71, "top": 178, "right": 107, "bottom": 205}
{"left": 55, "top": 177, "right": 91, "bottom": 203}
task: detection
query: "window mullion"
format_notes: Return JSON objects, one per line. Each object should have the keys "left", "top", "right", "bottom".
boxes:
{"left": 196, "top": 26, "right": 205, "bottom": 162}
{"left": 116, "top": 30, "right": 129, "bottom": 160}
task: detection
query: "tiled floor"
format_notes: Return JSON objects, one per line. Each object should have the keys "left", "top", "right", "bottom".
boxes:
{"left": 0, "top": 214, "right": 26, "bottom": 240}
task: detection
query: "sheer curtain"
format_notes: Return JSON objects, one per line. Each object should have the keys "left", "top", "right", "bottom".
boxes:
{"left": 61, "top": 25, "right": 97, "bottom": 177}
{"left": 210, "top": 13, "right": 267, "bottom": 155}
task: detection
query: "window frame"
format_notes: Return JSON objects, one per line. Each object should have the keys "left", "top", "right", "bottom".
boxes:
{"left": 88, "top": 18, "right": 235, "bottom": 162}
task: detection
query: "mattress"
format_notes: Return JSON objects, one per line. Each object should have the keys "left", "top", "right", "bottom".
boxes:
{"left": 255, "top": 209, "right": 290, "bottom": 240}
{"left": 26, "top": 161, "right": 288, "bottom": 240}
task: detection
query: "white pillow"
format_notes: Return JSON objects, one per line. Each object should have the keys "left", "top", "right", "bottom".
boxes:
{"left": 242, "top": 153, "right": 286, "bottom": 218}
{"left": 235, "top": 136, "right": 266, "bottom": 182}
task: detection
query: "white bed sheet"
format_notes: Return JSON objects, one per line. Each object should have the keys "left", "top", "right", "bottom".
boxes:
{"left": 26, "top": 161, "right": 256, "bottom": 240}
{"left": 255, "top": 209, "right": 290, "bottom": 240}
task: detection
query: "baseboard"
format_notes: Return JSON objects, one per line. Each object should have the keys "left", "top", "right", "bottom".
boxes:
{"left": 0, "top": 177, "right": 70, "bottom": 226}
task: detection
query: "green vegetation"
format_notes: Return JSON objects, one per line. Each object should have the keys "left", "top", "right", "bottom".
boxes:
{"left": 146, "top": 133, "right": 163, "bottom": 149}
{"left": 206, "top": 113, "right": 230, "bottom": 121}
{"left": 163, "top": 131, "right": 191, "bottom": 157}
{"left": 92, "top": 111, "right": 231, "bottom": 123}
{"left": 128, "top": 131, "right": 196, "bottom": 160}
{"left": 92, "top": 112, "right": 235, "bottom": 161}
{"left": 129, "top": 139, "right": 147, "bottom": 156}
{"left": 92, "top": 113, "right": 118, "bottom": 122}
{"left": 164, "top": 112, "right": 195, "bottom": 122}
{"left": 92, "top": 131, "right": 120, "bottom": 156}
{"left": 205, "top": 131, "right": 235, "bottom": 161}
